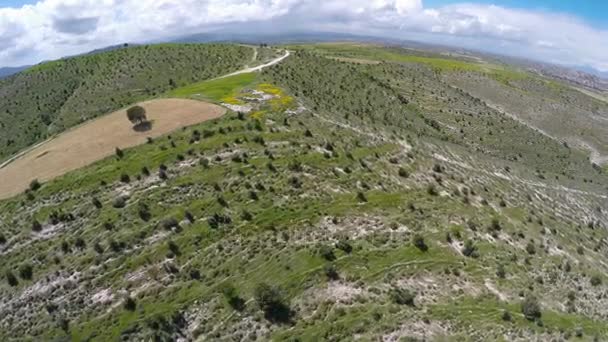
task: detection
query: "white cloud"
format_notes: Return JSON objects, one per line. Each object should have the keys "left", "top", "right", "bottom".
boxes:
{"left": 0, "top": 0, "right": 606, "bottom": 72}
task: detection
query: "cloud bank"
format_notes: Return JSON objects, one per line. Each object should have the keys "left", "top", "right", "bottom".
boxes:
{"left": 0, "top": 0, "right": 606, "bottom": 71}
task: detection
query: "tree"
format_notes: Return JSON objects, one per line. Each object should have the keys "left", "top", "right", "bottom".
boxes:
{"left": 126, "top": 105, "right": 147, "bottom": 125}
{"left": 254, "top": 283, "right": 292, "bottom": 323}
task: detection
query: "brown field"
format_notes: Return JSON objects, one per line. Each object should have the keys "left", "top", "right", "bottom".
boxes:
{"left": 0, "top": 98, "right": 225, "bottom": 199}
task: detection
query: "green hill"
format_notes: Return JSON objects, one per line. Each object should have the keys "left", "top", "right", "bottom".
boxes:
{"left": 0, "top": 43, "right": 607, "bottom": 341}
{"left": 0, "top": 43, "right": 254, "bottom": 161}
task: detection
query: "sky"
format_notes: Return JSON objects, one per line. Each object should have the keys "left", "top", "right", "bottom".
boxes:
{"left": 0, "top": 0, "right": 606, "bottom": 73}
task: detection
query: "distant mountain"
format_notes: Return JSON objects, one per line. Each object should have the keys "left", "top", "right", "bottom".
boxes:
{"left": 0, "top": 65, "right": 30, "bottom": 79}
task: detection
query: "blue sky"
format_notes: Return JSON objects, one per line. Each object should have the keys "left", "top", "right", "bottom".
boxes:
{"left": 427, "top": 0, "right": 608, "bottom": 27}
{"left": 0, "top": 0, "right": 606, "bottom": 72}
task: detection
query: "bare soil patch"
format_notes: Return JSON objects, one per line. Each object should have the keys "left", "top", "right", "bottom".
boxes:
{"left": 0, "top": 98, "right": 225, "bottom": 199}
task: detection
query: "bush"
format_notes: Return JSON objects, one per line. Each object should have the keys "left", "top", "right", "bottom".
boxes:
{"left": 590, "top": 275, "right": 602, "bottom": 286}
{"left": 124, "top": 297, "right": 137, "bottom": 311}
{"left": 319, "top": 245, "right": 336, "bottom": 261}
{"left": 501, "top": 310, "right": 512, "bottom": 322}
{"left": 222, "top": 284, "right": 245, "bottom": 311}
{"left": 390, "top": 287, "right": 415, "bottom": 306}
{"left": 427, "top": 184, "right": 439, "bottom": 196}
{"left": 496, "top": 264, "right": 506, "bottom": 279}
{"left": 115, "top": 147, "right": 124, "bottom": 158}
{"left": 356, "top": 191, "right": 367, "bottom": 203}
{"left": 32, "top": 219, "right": 42, "bottom": 232}
{"left": 525, "top": 241, "right": 536, "bottom": 255}
{"left": 184, "top": 211, "right": 195, "bottom": 223}
{"left": 412, "top": 234, "right": 428, "bottom": 252}
{"left": 29, "top": 179, "right": 41, "bottom": 191}
{"left": 398, "top": 167, "right": 409, "bottom": 178}
{"left": 19, "top": 263, "right": 33, "bottom": 280}
{"left": 208, "top": 213, "right": 232, "bottom": 229}
{"left": 254, "top": 283, "right": 291, "bottom": 323}
{"left": 521, "top": 295, "right": 541, "bottom": 321}
{"left": 161, "top": 218, "right": 179, "bottom": 230}
{"left": 167, "top": 241, "right": 180, "bottom": 257}
{"left": 324, "top": 263, "right": 339, "bottom": 280}
{"left": 120, "top": 173, "right": 130, "bottom": 183}
{"left": 5, "top": 270, "right": 18, "bottom": 286}
{"left": 92, "top": 197, "right": 103, "bottom": 209}
{"left": 335, "top": 240, "right": 353, "bottom": 254}
{"left": 112, "top": 197, "right": 127, "bottom": 209}
{"left": 462, "top": 240, "right": 479, "bottom": 258}
{"left": 138, "top": 202, "right": 151, "bottom": 221}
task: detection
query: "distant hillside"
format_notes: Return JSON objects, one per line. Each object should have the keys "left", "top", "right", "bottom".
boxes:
{"left": 0, "top": 43, "right": 253, "bottom": 161}
{"left": 0, "top": 65, "right": 30, "bottom": 79}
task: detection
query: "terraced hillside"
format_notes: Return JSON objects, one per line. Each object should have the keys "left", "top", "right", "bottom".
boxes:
{"left": 0, "top": 43, "right": 607, "bottom": 341}
{"left": 0, "top": 44, "right": 255, "bottom": 161}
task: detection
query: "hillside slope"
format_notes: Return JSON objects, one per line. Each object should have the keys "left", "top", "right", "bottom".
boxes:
{"left": 0, "top": 44, "right": 607, "bottom": 341}
{"left": 0, "top": 44, "right": 254, "bottom": 161}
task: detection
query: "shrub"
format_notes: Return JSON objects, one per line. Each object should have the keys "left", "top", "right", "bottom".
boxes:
{"left": 501, "top": 310, "right": 512, "bottom": 322}
{"left": 319, "top": 245, "right": 336, "bottom": 261}
{"left": 241, "top": 210, "right": 253, "bottom": 221}
{"left": 161, "top": 218, "right": 179, "bottom": 230}
{"left": 335, "top": 240, "right": 353, "bottom": 254}
{"left": 412, "top": 234, "right": 428, "bottom": 252}
{"left": 141, "top": 166, "right": 150, "bottom": 177}
{"left": 398, "top": 167, "right": 409, "bottom": 178}
{"left": 521, "top": 295, "right": 541, "bottom": 321}
{"left": 489, "top": 218, "right": 501, "bottom": 232}
{"left": 5, "top": 270, "right": 18, "bottom": 286}
{"left": 324, "top": 263, "right": 339, "bottom": 280}
{"left": 112, "top": 196, "right": 127, "bottom": 209}
{"left": 390, "top": 287, "right": 415, "bottom": 306}
{"left": 167, "top": 241, "right": 180, "bottom": 257}
{"left": 138, "top": 202, "right": 151, "bottom": 221}
{"left": 19, "top": 263, "right": 33, "bottom": 280}
{"left": 525, "top": 241, "right": 536, "bottom": 255}
{"left": 124, "top": 297, "right": 137, "bottom": 311}
{"left": 222, "top": 284, "right": 245, "bottom": 311}
{"left": 427, "top": 184, "right": 439, "bottom": 196}
{"left": 496, "top": 264, "right": 506, "bottom": 279}
{"left": 590, "top": 275, "right": 602, "bottom": 286}
{"left": 0, "top": 234, "right": 5, "bottom": 244}
{"left": 32, "top": 219, "right": 42, "bottom": 232}
{"left": 92, "top": 197, "right": 103, "bottom": 209}
{"left": 462, "top": 240, "right": 479, "bottom": 258}
{"left": 120, "top": 173, "right": 130, "bottom": 183}
{"left": 254, "top": 283, "right": 291, "bottom": 323}
{"left": 74, "top": 237, "right": 86, "bottom": 249}
{"left": 356, "top": 191, "right": 368, "bottom": 203}
{"left": 29, "top": 179, "right": 41, "bottom": 191}
{"left": 184, "top": 211, "right": 195, "bottom": 223}
{"left": 115, "top": 147, "right": 124, "bottom": 158}
{"left": 208, "top": 213, "right": 231, "bottom": 229}
{"left": 217, "top": 196, "right": 229, "bottom": 207}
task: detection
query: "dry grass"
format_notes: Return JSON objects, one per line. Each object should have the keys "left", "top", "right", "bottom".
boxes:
{"left": 0, "top": 98, "right": 225, "bottom": 199}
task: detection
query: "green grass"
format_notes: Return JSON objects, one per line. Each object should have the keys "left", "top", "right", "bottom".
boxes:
{"left": 168, "top": 72, "right": 257, "bottom": 103}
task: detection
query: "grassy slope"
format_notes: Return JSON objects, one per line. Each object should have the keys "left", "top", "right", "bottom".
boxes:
{"left": 0, "top": 43, "right": 254, "bottom": 162}
{"left": 0, "top": 43, "right": 607, "bottom": 341}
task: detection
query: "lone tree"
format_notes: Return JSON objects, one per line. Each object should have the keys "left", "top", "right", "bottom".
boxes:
{"left": 126, "top": 105, "right": 147, "bottom": 125}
